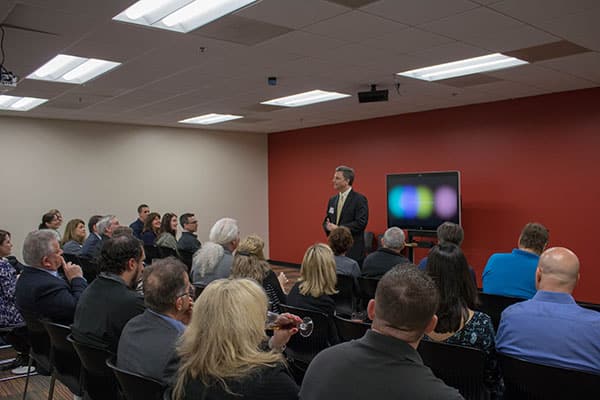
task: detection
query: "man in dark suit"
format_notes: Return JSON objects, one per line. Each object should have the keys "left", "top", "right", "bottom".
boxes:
{"left": 117, "top": 257, "right": 193, "bottom": 384}
{"left": 15, "top": 230, "right": 87, "bottom": 324}
{"left": 80, "top": 214, "right": 119, "bottom": 260}
{"left": 129, "top": 204, "right": 149, "bottom": 239}
{"left": 324, "top": 165, "right": 369, "bottom": 264}
{"left": 362, "top": 227, "right": 409, "bottom": 278}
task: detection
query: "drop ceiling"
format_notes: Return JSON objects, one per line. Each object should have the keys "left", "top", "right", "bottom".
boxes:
{"left": 0, "top": 0, "right": 599, "bottom": 133}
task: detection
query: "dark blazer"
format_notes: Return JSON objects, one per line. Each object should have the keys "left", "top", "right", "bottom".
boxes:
{"left": 129, "top": 219, "right": 144, "bottom": 239}
{"left": 361, "top": 248, "right": 410, "bottom": 279}
{"left": 177, "top": 231, "right": 201, "bottom": 253}
{"left": 80, "top": 233, "right": 102, "bottom": 260}
{"left": 15, "top": 266, "right": 87, "bottom": 324}
{"left": 323, "top": 189, "right": 369, "bottom": 263}
{"left": 117, "top": 309, "right": 181, "bottom": 385}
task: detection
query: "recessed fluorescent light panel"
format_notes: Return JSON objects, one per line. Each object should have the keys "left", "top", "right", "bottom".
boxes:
{"left": 28, "top": 55, "right": 121, "bottom": 84}
{"left": 179, "top": 113, "right": 243, "bottom": 125}
{"left": 397, "top": 53, "right": 528, "bottom": 81}
{"left": 0, "top": 95, "right": 48, "bottom": 111}
{"left": 261, "top": 90, "right": 351, "bottom": 107}
{"left": 113, "top": 0, "right": 259, "bottom": 33}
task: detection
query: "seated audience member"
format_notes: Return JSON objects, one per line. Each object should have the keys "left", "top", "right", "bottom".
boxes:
{"left": 72, "top": 234, "right": 145, "bottom": 352}
{"left": 113, "top": 226, "right": 134, "bottom": 237}
{"left": 38, "top": 210, "right": 63, "bottom": 239}
{"left": 424, "top": 244, "right": 502, "bottom": 397}
{"left": 117, "top": 257, "right": 192, "bottom": 384}
{"left": 361, "top": 227, "right": 409, "bottom": 278}
{"left": 80, "top": 215, "right": 119, "bottom": 260}
{"left": 177, "top": 213, "right": 201, "bottom": 254}
{"left": 171, "top": 278, "right": 299, "bottom": 400}
{"left": 286, "top": 243, "right": 339, "bottom": 345}
{"left": 418, "top": 222, "right": 477, "bottom": 286}
{"left": 156, "top": 212, "right": 179, "bottom": 256}
{"left": 141, "top": 212, "right": 161, "bottom": 246}
{"left": 328, "top": 226, "right": 360, "bottom": 278}
{"left": 483, "top": 222, "right": 549, "bottom": 299}
{"left": 230, "top": 235, "right": 287, "bottom": 313}
{"left": 15, "top": 230, "right": 87, "bottom": 324}
{"left": 129, "top": 204, "right": 150, "bottom": 239}
{"left": 299, "top": 266, "right": 462, "bottom": 400}
{"left": 496, "top": 247, "right": 600, "bottom": 374}
{"left": 0, "top": 230, "right": 33, "bottom": 374}
{"left": 191, "top": 218, "right": 239, "bottom": 284}
{"left": 61, "top": 218, "right": 87, "bottom": 255}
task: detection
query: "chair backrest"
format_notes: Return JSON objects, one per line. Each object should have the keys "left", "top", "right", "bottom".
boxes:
{"left": 418, "top": 340, "right": 489, "bottom": 400}
{"left": 68, "top": 334, "right": 120, "bottom": 400}
{"left": 279, "top": 304, "right": 332, "bottom": 365}
{"left": 106, "top": 357, "right": 165, "bottom": 400}
{"left": 22, "top": 314, "right": 52, "bottom": 372}
{"left": 577, "top": 301, "right": 600, "bottom": 313}
{"left": 63, "top": 253, "right": 81, "bottom": 264}
{"left": 42, "top": 322, "right": 83, "bottom": 395}
{"left": 332, "top": 274, "right": 356, "bottom": 317}
{"left": 357, "top": 276, "right": 379, "bottom": 303}
{"left": 157, "top": 246, "right": 178, "bottom": 259}
{"left": 78, "top": 256, "right": 100, "bottom": 283}
{"left": 475, "top": 292, "right": 526, "bottom": 330}
{"left": 333, "top": 314, "right": 370, "bottom": 342}
{"left": 193, "top": 283, "right": 207, "bottom": 299}
{"left": 499, "top": 353, "right": 600, "bottom": 399}
{"left": 364, "top": 231, "right": 375, "bottom": 254}
{"left": 143, "top": 245, "right": 159, "bottom": 264}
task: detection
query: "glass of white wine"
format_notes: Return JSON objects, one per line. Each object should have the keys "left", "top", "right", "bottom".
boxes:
{"left": 266, "top": 311, "right": 314, "bottom": 338}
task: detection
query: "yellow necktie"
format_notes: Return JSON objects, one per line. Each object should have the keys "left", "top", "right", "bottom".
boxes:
{"left": 336, "top": 193, "right": 345, "bottom": 225}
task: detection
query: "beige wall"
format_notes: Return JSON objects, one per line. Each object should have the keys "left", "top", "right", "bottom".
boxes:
{"left": 0, "top": 116, "right": 269, "bottom": 259}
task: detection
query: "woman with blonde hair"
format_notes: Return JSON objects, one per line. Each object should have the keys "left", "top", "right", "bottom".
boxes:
{"left": 61, "top": 218, "right": 86, "bottom": 255}
{"left": 171, "top": 278, "right": 299, "bottom": 399}
{"left": 231, "top": 235, "right": 287, "bottom": 313}
{"left": 286, "top": 243, "right": 338, "bottom": 344}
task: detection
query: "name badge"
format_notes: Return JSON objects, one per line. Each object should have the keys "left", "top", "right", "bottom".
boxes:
{"left": 328, "top": 207, "right": 334, "bottom": 214}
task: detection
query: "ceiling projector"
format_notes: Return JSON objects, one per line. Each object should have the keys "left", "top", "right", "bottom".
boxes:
{"left": 358, "top": 84, "right": 388, "bottom": 103}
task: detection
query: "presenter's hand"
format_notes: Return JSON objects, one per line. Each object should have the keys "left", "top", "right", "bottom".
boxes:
{"left": 326, "top": 221, "right": 338, "bottom": 231}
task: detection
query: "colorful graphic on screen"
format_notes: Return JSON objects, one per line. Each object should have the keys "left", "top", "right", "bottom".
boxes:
{"left": 387, "top": 172, "right": 460, "bottom": 231}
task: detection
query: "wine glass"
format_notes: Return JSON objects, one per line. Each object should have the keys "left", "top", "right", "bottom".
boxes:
{"left": 266, "top": 311, "right": 314, "bottom": 338}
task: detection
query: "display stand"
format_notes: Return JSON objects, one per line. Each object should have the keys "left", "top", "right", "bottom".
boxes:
{"left": 406, "top": 230, "right": 437, "bottom": 263}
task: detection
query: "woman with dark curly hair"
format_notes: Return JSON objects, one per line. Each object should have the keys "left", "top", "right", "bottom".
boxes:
{"left": 327, "top": 226, "right": 360, "bottom": 278}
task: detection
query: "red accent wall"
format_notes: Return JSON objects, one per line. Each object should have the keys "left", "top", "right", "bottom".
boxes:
{"left": 268, "top": 87, "right": 600, "bottom": 303}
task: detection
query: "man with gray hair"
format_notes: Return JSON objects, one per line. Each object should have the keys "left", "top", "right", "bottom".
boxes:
{"left": 15, "top": 230, "right": 87, "bottom": 324}
{"left": 117, "top": 257, "right": 193, "bottom": 384}
{"left": 300, "top": 266, "right": 462, "bottom": 400}
{"left": 361, "top": 227, "right": 409, "bottom": 278}
{"left": 190, "top": 218, "right": 239, "bottom": 284}
{"left": 324, "top": 165, "right": 369, "bottom": 265}
{"left": 80, "top": 215, "right": 120, "bottom": 259}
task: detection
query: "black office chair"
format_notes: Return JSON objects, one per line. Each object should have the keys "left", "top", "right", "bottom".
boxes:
{"left": 106, "top": 357, "right": 165, "bottom": 400}
{"left": 0, "top": 323, "right": 31, "bottom": 384}
{"left": 62, "top": 253, "right": 80, "bottom": 265}
{"left": 67, "top": 335, "right": 120, "bottom": 400}
{"left": 42, "top": 322, "right": 83, "bottom": 397}
{"left": 157, "top": 246, "right": 178, "bottom": 259}
{"left": 475, "top": 293, "right": 526, "bottom": 330}
{"left": 332, "top": 274, "right": 357, "bottom": 317}
{"left": 499, "top": 353, "right": 600, "bottom": 399}
{"left": 363, "top": 231, "right": 375, "bottom": 255}
{"left": 143, "top": 245, "right": 159, "bottom": 264}
{"left": 78, "top": 256, "right": 100, "bottom": 283}
{"left": 193, "top": 283, "right": 207, "bottom": 299}
{"left": 21, "top": 315, "right": 52, "bottom": 400}
{"left": 577, "top": 301, "right": 600, "bottom": 313}
{"left": 357, "top": 276, "right": 379, "bottom": 310}
{"left": 279, "top": 304, "right": 336, "bottom": 384}
{"left": 418, "top": 340, "right": 490, "bottom": 400}
{"left": 333, "top": 314, "right": 370, "bottom": 342}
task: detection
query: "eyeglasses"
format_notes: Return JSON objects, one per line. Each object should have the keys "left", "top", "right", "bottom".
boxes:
{"left": 177, "top": 286, "right": 195, "bottom": 299}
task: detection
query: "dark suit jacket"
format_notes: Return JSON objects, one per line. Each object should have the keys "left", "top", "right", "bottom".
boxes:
{"left": 15, "top": 266, "right": 87, "bottom": 324}
{"left": 177, "top": 231, "right": 201, "bottom": 253}
{"left": 129, "top": 219, "right": 144, "bottom": 240}
{"left": 361, "top": 248, "right": 410, "bottom": 279}
{"left": 323, "top": 189, "right": 369, "bottom": 262}
{"left": 80, "top": 233, "right": 102, "bottom": 260}
{"left": 117, "top": 309, "right": 181, "bottom": 385}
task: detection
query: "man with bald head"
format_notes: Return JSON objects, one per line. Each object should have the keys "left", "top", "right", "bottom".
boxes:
{"left": 496, "top": 247, "right": 600, "bottom": 374}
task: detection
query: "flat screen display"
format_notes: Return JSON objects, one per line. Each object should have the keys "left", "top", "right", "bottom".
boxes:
{"left": 387, "top": 171, "right": 461, "bottom": 231}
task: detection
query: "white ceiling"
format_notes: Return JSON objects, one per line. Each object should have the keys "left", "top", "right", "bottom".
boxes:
{"left": 1, "top": 0, "right": 599, "bottom": 133}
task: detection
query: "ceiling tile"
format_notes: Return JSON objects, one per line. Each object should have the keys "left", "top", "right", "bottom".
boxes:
{"left": 361, "top": 0, "right": 479, "bottom": 25}
{"left": 236, "top": 0, "right": 349, "bottom": 29}
{"left": 303, "top": 10, "right": 408, "bottom": 42}
{"left": 252, "top": 31, "right": 349, "bottom": 58}
{"left": 489, "top": 0, "right": 599, "bottom": 25}
{"left": 530, "top": 7, "right": 600, "bottom": 51}
{"left": 536, "top": 52, "right": 600, "bottom": 84}
{"left": 358, "top": 27, "right": 455, "bottom": 54}
{"left": 462, "top": 25, "right": 560, "bottom": 53}
{"left": 193, "top": 14, "right": 292, "bottom": 46}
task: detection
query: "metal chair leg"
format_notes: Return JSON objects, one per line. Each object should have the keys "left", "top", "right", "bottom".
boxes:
{"left": 21, "top": 354, "right": 33, "bottom": 400}
{"left": 47, "top": 375, "right": 56, "bottom": 400}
